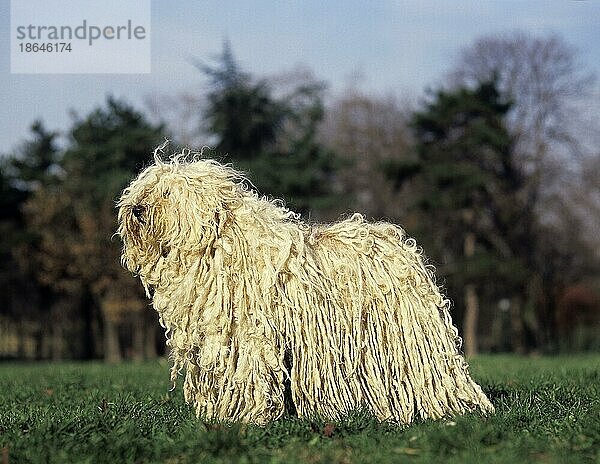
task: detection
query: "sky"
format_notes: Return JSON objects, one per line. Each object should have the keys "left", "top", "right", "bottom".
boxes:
{"left": 1, "top": 0, "right": 599, "bottom": 151}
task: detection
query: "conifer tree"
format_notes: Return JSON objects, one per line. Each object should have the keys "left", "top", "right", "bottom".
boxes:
{"left": 23, "top": 98, "right": 164, "bottom": 360}
{"left": 389, "top": 80, "right": 528, "bottom": 355}
{"left": 199, "top": 43, "right": 339, "bottom": 215}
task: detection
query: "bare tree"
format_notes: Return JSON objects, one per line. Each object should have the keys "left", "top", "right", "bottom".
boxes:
{"left": 541, "top": 153, "right": 600, "bottom": 275}
{"left": 449, "top": 31, "right": 599, "bottom": 351}
{"left": 450, "top": 31, "right": 596, "bottom": 212}
{"left": 145, "top": 92, "right": 206, "bottom": 147}
{"left": 451, "top": 31, "right": 595, "bottom": 160}
{"left": 321, "top": 89, "right": 413, "bottom": 220}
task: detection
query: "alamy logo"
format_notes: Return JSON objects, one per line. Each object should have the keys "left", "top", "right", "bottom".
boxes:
{"left": 11, "top": 0, "right": 151, "bottom": 74}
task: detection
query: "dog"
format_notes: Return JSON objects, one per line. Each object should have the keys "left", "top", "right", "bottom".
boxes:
{"left": 117, "top": 150, "right": 494, "bottom": 425}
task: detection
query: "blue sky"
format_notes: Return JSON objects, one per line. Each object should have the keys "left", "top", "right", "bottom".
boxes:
{"left": 1, "top": 0, "right": 599, "bottom": 151}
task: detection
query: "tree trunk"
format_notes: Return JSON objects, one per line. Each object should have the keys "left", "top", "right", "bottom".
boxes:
{"left": 143, "top": 312, "right": 158, "bottom": 359}
{"left": 51, "top": 323, "right": 63, "bottom": 360}
{"left": 40, "top": 321, "right": 51, "bottom": 360}
{"left": 103, "top": 317, "right": 121, "bottom": 363}
{"left": 131, "top": 312, "right": 145, "bottom": 361}
{"left": 510, "top": 295, "right": 526, "bottom": 354}
{"left": 17, "top": 322, "right": 27, "bottom": 359}
{"left": 81, "top": 292, "right": 97, "bottom": 359}
{"left": 463, "top": 283, "right": 479, "bottom": 357}
{"left": 462, "top": 228, "right": 479, "bottom": 357}
{"left": 529, "top": 273, "right": 550, "bottom": 350}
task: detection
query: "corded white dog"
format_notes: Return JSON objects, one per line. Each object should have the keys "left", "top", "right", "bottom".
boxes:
{"left": 117, "top": 149, "right": 493, "bottom": 425}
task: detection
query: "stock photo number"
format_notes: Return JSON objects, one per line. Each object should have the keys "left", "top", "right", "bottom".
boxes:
{"left": 18, "top": 42, "right": 72, "bottom": 53}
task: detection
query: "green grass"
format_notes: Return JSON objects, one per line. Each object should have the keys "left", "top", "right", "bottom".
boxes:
{"left": 0, "top": 355, "right": 599, "bottom": 463}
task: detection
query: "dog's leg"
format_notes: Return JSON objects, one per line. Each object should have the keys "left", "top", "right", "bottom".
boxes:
{"left": 282, "top": 347, "right": 297, "bottom": 416}
{"left": 215, "top": 333, "right": 286, "bottom": 425}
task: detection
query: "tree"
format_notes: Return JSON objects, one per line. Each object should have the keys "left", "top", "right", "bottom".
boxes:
{"left": 197, "top": 43, "right": 339, "bottom": 216}
{"left": 145, "top": 92, "right": 204, "bottom": 147}
{"left": 321, "top": 89, "right": 413, "bottom": 220}
{"left": 197, "top": 42, "right": 286, "bottom": 160}
{"left": 23, "top": 98, "right": 165, "bottom": 361}
{"left": 8, "top": 121, "right": 60, "bottom": 189}
{"left": 0, "top": 122, "right": 61, "bottom": 359}
{"left": 391, "top": 80, "right": 526, "bottom": 356}
{"left": 450, "top": 31, "right": 595, "bottom": 165}
{"left": 449, "top": 31, "right": 599, "bottom": 350}
{"left": 0, "top": 158, "right": 30, "bottom": 357}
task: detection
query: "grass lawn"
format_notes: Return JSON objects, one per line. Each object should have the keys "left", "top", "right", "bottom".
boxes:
{"left": 0, "top": 355, "right": 598, "bottom": 463}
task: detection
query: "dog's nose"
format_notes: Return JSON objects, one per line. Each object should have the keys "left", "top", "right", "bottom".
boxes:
{"left": 132, "top": 205, "right": 144, "bottom": 220}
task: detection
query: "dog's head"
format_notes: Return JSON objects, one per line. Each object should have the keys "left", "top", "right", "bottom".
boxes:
{"left": 117, "top": 155, "right": 242, "bottom": 291}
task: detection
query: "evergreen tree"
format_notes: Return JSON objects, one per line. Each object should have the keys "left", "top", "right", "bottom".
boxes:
{"left": 0, "top": 122, "right": 59, "bottom": 358}
{"left": 8, "top": 121, "right": 60, "bottom": 191}
{"left": 198, "top": 42, "right": 285, "bottom": 160}
{"left": 198, "top": 43, "right": 339, "bottom": 215}
{"left": 0, "top": 159, "right": 28, "bottom": 326}
{"left": 389, "top": 80, "right": 529, "bottom": 355}
{"left": 23, "top": 97, "right": 165, "bottom": 360}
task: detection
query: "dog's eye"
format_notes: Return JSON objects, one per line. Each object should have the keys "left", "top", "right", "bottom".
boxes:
{"left": 162, "top": 190, "right": 170, "bottom": 199}
{"left": 132, "top": 205, "right": 145, "bottom": 221}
